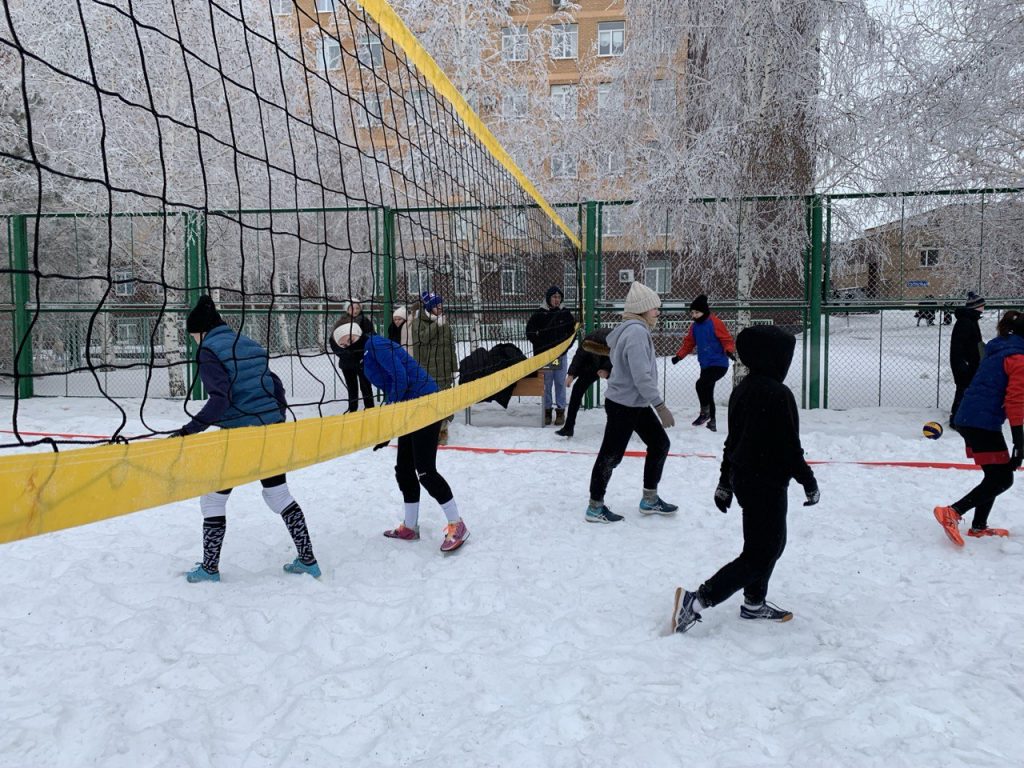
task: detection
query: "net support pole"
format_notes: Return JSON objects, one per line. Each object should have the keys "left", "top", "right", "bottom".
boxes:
{"left": 185, "top": 212, "right": 207, "bottom": 401}
{"left": 10, "top": 215, "right": 33, "bottom": 399}
{"left": 381, "top": 207, "right": 395, "bottom": 325}
{"left": 808, "top": 195, "right": 824, "bottom": 409}
{"left": 583, "top": 201, "right": 598, "bottom": 410}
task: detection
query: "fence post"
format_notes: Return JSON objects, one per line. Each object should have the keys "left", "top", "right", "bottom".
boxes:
{"left": 382, "top": 207, "right": 395, "bottom": 326}
{"left": 583, "top": 201, "right": 598, "bottom": 410}
{"left": 185, "top": 211, "right": 207, "bottom": 401}
{"left": 808, "top": 195, "right": 824, "bottom": 409}
{"left": 10, "top": 215, "right": 33, "bottom": 399}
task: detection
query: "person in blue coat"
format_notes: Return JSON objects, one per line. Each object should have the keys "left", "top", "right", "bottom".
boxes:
{"left": 332, "top": 322, "right": 469, "bottom": 553}
{"left": 171, "top": 295, "right": 320, "bottom": 583}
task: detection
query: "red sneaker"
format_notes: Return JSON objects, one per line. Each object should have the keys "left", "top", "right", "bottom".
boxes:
{"left": 440, "top": 520, "right": 469, "bottom": 553}
{"left": 933, "top": 506, "right": 964, "bottom": 547}
{"left": 967, "top": 527, "right": 1009, "bottom": 538}
{"left": 383, "top": 523, "right": 420, "bottom": 541}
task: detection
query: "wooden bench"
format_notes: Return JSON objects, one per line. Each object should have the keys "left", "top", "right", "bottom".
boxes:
{"left": 464, "top": 370, "right": 547, "bottom": 426}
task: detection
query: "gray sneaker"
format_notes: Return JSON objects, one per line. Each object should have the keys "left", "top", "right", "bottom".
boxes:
{"left": 739, "top": 601, "right": 793, "bottom": 622}
{"left": 671, "top": 587, "right": 702, "bottom": 633}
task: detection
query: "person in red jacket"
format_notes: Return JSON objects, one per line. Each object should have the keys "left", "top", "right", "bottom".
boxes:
{"left": 671, "top": 294, "right": 736, "bottom": 432}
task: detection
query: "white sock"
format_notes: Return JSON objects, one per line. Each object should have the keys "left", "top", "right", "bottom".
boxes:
{"left": 743, "top": 599, "right": 763, "bottom": 608}
{"left": 440, "top": 498, "right": 460, "bottom": 523}
{"left": 199, "top": 491, "right": 229, "bottom": 518}
{"left": 403, "top": 503, "right": 420, "bottom": 529}
{"left": 262, "top": 483, "right": 296, "bottom": 515}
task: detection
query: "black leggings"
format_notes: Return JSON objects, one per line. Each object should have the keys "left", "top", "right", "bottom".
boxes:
{"left": 696, "top": 366, "right": 728, "bottom": 417}
{"left": 953, "top": 464, "right": 1015, "bottom": 529}
{"left": 700, "top": 480, "right": 787, "bottom": 607}
{"left": 343, "top": 368, "right": 375, "bottom": 411}
{"left": 217, "top": 474, "right": 286, "bottom": 495}
{"left": 395, "top": 422, "right": 454, "bottom": 505}
{"left": 564, "top": 372, "right": 599, "bottom": 431}
{"left": 949, "top": 364, "right": 976, "bottom": 423}
{"left": 589, "top": 398, "right": 670, "bottom": 501}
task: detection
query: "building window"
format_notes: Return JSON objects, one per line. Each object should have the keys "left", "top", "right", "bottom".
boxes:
{"left": 650, "top": 80, "right": 676, "bottom": 114}
{"left": 407, "top": 267, "right": 431, "bottom": 295}
{"left": 551, "top": 151, "right": 578, "bottom": 179}
{"left": 453, "top": 265, "right": 473, "bottom": 296}
{"left": 501, "top": 266, "right": 525, "bottom": 295}
{"left": 563, "top": 263, "right": 578, "bottom": 302}
{"left": 651, "top": 208, "right": 674, "bottom": 237}
{"left": 113, "top": 267, "right": 135, "bottom": 297}
{"left": 550, "top": 84, "right": 578, "bottom": 120}
{"left": 357, "top": 34, "right": 384, "bottom": 68}
{"left": 502, "top": 25, "right": 528, "bottom": 62}
{"left": 271, "top": 0, "right": 291, "bottom": 15}
{"left": 356, "top": 91, "right": 381, "bottom": 127}
{"left": 645, "top": 260, "right": 671, "bottom": 293}
{"left": 920, "top": 248, "right": 939, "bottom": 267}
{"left": 596, "top": 82, "right": 621, "bottom": 114}
{"left": 597, "top": 151, "right": 624, "bottom": 178}
{"left": 315, "top": 0, "right": 336, "bottom": 12}
{"left": 509, "top": 208, "right": 529, "bottom": 240}
{"left": 601, "top": 206, "right": 623, "bottom": 236}
{"left": 406, "top": 89, "right": 431, "bottom": 124}
{"left": 502, "top": 87, "right": 529, "bottom": 120}
{"left": 116, "top": 320, "right": 139, "bottom": 345}
{"left": 550, "top": 23, "right": 578, "bottom": 60}
{"left": 597, "top": 21, "right": 625, "bottom": 57}
{"left": 317, "top": 38, "right": 342, "bottom": 71}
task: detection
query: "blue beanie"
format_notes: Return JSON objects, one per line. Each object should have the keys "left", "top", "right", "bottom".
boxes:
{"left": 421, "top": 291, "right": 443, "bottom": 312}
{"left": 545, "top": 285, "right": 564, "bottom": 306}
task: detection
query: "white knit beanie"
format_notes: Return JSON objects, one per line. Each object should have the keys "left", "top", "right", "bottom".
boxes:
{"left": 332, "top": 322, "right": 362, "bottom": 346}
{"left": 393, "top": 306, "right": 408, "bottom": 322}
{"left": 623, "top": 281, "right": 662, "bottom": 315}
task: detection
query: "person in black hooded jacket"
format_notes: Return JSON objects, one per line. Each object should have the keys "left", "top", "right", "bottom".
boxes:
{"left": 555, "top": 327, "right": 611, "bottom": 438}
{"left": 949, "top": 292, "right": 985, "bottom": 426}
{"left": 525, "top": 286, "right": 575, "bottom": 425}
{"left": 671, "top": 325, "right": 820, "bottom": 634}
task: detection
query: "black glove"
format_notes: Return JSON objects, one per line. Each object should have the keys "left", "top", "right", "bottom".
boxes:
{"left": 802, "top": 478, "right": 820, "bottom": 507}
{"left": 373, "top": 441, "right": 390, "bottom": 451}
{"left": 1010, "top": 425, "right": 1023, "bottom": 471}
{"left": 670, "top": 355, "right": 681, "bottom": 365}
{"left": 713, "top": 483, "right": 733, "bottom": 513}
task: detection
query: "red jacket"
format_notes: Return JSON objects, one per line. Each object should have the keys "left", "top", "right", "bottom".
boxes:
{"left": 676, "top": 315, "right": 735, "bottom": 367}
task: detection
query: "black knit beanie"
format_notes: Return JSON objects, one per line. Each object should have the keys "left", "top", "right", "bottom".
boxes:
{"left": 186, "top": 295, "right": 225, "bottom": 334}
{"left": 690, "top": 294, "right": 710, "bottom": 315}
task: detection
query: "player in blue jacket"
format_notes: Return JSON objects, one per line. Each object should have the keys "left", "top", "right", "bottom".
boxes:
{"left": 332, "top": 322, "right": 469, "bottom": 553}
{"left": 172, "top": 295, "right": 320, "bottom": 583}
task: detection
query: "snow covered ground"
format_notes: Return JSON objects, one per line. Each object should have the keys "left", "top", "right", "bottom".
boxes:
{"left": 2, "top": 398, "right": 1024, "bottom": 767}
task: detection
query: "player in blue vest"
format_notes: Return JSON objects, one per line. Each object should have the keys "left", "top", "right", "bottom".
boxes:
{"left": 671, "top": 294, "right": 736, "bottom": 432}
{"left": 332, "top": 321, "right": 469, "bottom": 553}
{"left": 172, "top": 295, "right": 320, "bottom": 582}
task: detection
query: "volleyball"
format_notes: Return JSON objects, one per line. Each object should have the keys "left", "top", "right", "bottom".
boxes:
{"left": 923, "top": 421, "right": 943, "bottom": 440}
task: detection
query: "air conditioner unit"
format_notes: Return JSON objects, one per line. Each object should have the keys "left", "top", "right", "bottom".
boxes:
{"left": 551, "top": 0, "right": 567, "bottom": 7}
{"left": 618, "top": 269, "right": 634, "bottom": 284}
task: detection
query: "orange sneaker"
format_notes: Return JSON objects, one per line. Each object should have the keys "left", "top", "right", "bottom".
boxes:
{"left": 934, "top": 506, "right": 964, "bottom": 547}
{"left": 967, "top": 527, "right": 1009, "bottom": 538}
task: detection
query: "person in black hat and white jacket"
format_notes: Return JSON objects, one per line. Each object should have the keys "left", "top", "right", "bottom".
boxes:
{"left": 172, "top": 295, "right": 320, "bottom": 583}
{"left": 949, "top": 292, "right": 985, "bottom": 427}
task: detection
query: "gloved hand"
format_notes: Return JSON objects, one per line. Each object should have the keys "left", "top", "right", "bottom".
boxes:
{"left": 1010, "top": 425, "right": 1023, "bottom": 471}
{"left": 714, "top": 483, "right": 733, "bottom": 513}
{"left": 373, "top": 441, "right": 390, "bottom": 451}
{"left": 727, "top": 351, "right": 737, "bottom": 362}
{"left": 655, "top": 403, "right": 675, "bottom": 428}
{"left": 670, "top": 355, "right": 681, "bottom": 365}
{"left": 802, "top": 478, "right": 820, "bottom": 507}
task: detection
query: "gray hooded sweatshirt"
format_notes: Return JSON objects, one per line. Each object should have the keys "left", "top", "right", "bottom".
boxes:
{"left": 604, "top": 319, "right": 663, "bottom": 408}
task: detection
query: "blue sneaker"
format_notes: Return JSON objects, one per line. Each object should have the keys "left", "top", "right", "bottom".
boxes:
{"left": 186, "top": 564, "right": 220, "bottom": 583}
{"left": 585, "top": 504, "right": 624, "bottom": 524}
{"left": 639, "top": 497, "right": 678, "bottom": 516}
{"left": 671, "top": 587, "right": 703, "bottom": 634}
{"left": 283, "top": 558, "right": 321, "bottom": 578}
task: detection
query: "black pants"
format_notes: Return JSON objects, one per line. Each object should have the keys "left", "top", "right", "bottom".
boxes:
{"left": 589, "top": 398, "right": 670, "bottom": 501}
{"left": 217, "top": 474, "right": 286, "bottom": 495}
{"left": 700, "top": 480, "right": 787, "bottom": 607}
{"left": 395, "top": 422, "right": 454, "bottom": 505}
{"left": 564, "top": 372, "right": 599, "bottom": 431}
{"left": 696, "top": 366, "right": 728, "bottom": 417}
{"left": 950, "top": 364, "right": 976, "bottom": 423}
{"left": 953, "top": 426, "right": 1014, "bottom": 529}
{"left": 343, "top": 367, "right": 375, "bottom": 412}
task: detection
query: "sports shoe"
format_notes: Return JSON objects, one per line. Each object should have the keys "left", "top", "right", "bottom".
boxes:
{"left": 186, "top": 563, "right": 220, "bottom": 583}
{"left": 934, "top": 505, "right": 965, "bottom": 547}
{"left": 383, "top": 523, "right": 420, "bottom": 540}
{"left": 639, "top": 496, "right": 679, "bottom": 516}
{"left": 554, "top": 425, "right": 574, "bottom": 438}
{"left": 585, "top": 504, "right": 624, "bottom": 524}
{"left": 706, "top": 417, "right": 717, "bottom": 432}
{"left": 967, "top": 526, "right": 1009, "bottom": 538}
{"left": 740, "top": 601, "right": 793, "bottom": 622}
{"left": 283, "top": 558, "right": 321, "bottom": 578}
{"left": 440, "top": 520, "right": 469, "bottom": 552}
{"left": 691, "top": 410, "right": 710, "bottom": 427}
{"left": 671, "top": 587, "right": 702, "bottom": 633}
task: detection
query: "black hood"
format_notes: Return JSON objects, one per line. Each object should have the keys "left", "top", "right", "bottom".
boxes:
{"left": 736, "top": 325, "right": 795, "bottom": 382}
{"left": 954, "top": 307, "right": 981, "bottom": 322}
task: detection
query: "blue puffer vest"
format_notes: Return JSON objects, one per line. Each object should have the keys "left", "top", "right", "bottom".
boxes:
{"left": 200, "top": 325, "right": 284, "bottom": 428}
{"left": 954, "top": 334, "right": 1024, "bottom": 432}
{"left": 692, "top": 316, "right": 730, "bottom": 369}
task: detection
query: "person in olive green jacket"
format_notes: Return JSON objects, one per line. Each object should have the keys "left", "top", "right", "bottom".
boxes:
{"left": 411, "top": 291, "right": 457, "bottom": 444}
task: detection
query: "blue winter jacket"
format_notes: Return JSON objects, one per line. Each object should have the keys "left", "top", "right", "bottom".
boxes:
{"left": 362, "top": 335, "right": 438, "bottom": 403}
{"left": 183, "top": 324, "right": 285, "bottom": 434}
{"left": 954, "top": 334, "right": 1024, "bottom": 432}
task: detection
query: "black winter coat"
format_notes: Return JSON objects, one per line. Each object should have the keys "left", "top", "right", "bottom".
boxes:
{"left": 720, "top": 325, "right": 815, "bottom": 491}
{"left": 458, "top": 343, "right": 528, "bottom": 408}
{"left": 387, "top": 321, "right": 402, "bottom": 344}
{"left": 949, "top": 307, "right": 984, "bottom": 376}
{"left": 567, "top": 328, "right": 612, "bottom": 379}
{"left": 526, "top": 305, "right": 575, "bottom": 355}
{"left": 330, "top": 313, "right": 375, "bottom": 371}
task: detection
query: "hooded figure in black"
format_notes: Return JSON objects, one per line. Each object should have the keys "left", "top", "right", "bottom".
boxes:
{"left": 949, "top": 292, "right": 985, "bottom": 426}
{"left": 555, "top": 327, "right": 612, "bottom": 438}
{"left": 329, "top": 301, "right": 376, "bottom": 413}
{"left": 671, "top": 325, "right": 820, "bottom": 634}
{"left": 525, "top": 286, "right": 575, "bottom": 425}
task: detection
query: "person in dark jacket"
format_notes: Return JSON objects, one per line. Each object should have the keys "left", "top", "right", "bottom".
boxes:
{"left": 671, "top": 325, "right": 819, "bottom": 633}
{"left": 935, "top": 310, "right": 1024, "bottom": 545}
{"left": 330, "top": 300, "right": 376, "bottom": 413}
{"left": 949, "top": 292, "right": 986, "bottom": 427}
{"left": 332, "top": 322, "right": 469, "bottom": 553}
{"left": 555, "top": 327, "right": 612, "bottom": 438}
{"left": 172, "top": 295, "right": 320, "bottom": 583}
{"left": 526, "top": 286, "right": 575, "bottom": 426}
{"left": 671, "top": 294, "right": 736, "bottom": 432}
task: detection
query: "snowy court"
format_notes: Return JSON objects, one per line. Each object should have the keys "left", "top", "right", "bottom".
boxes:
{"left": 2, "top": 399, "right": 1023, "bottom": 767}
